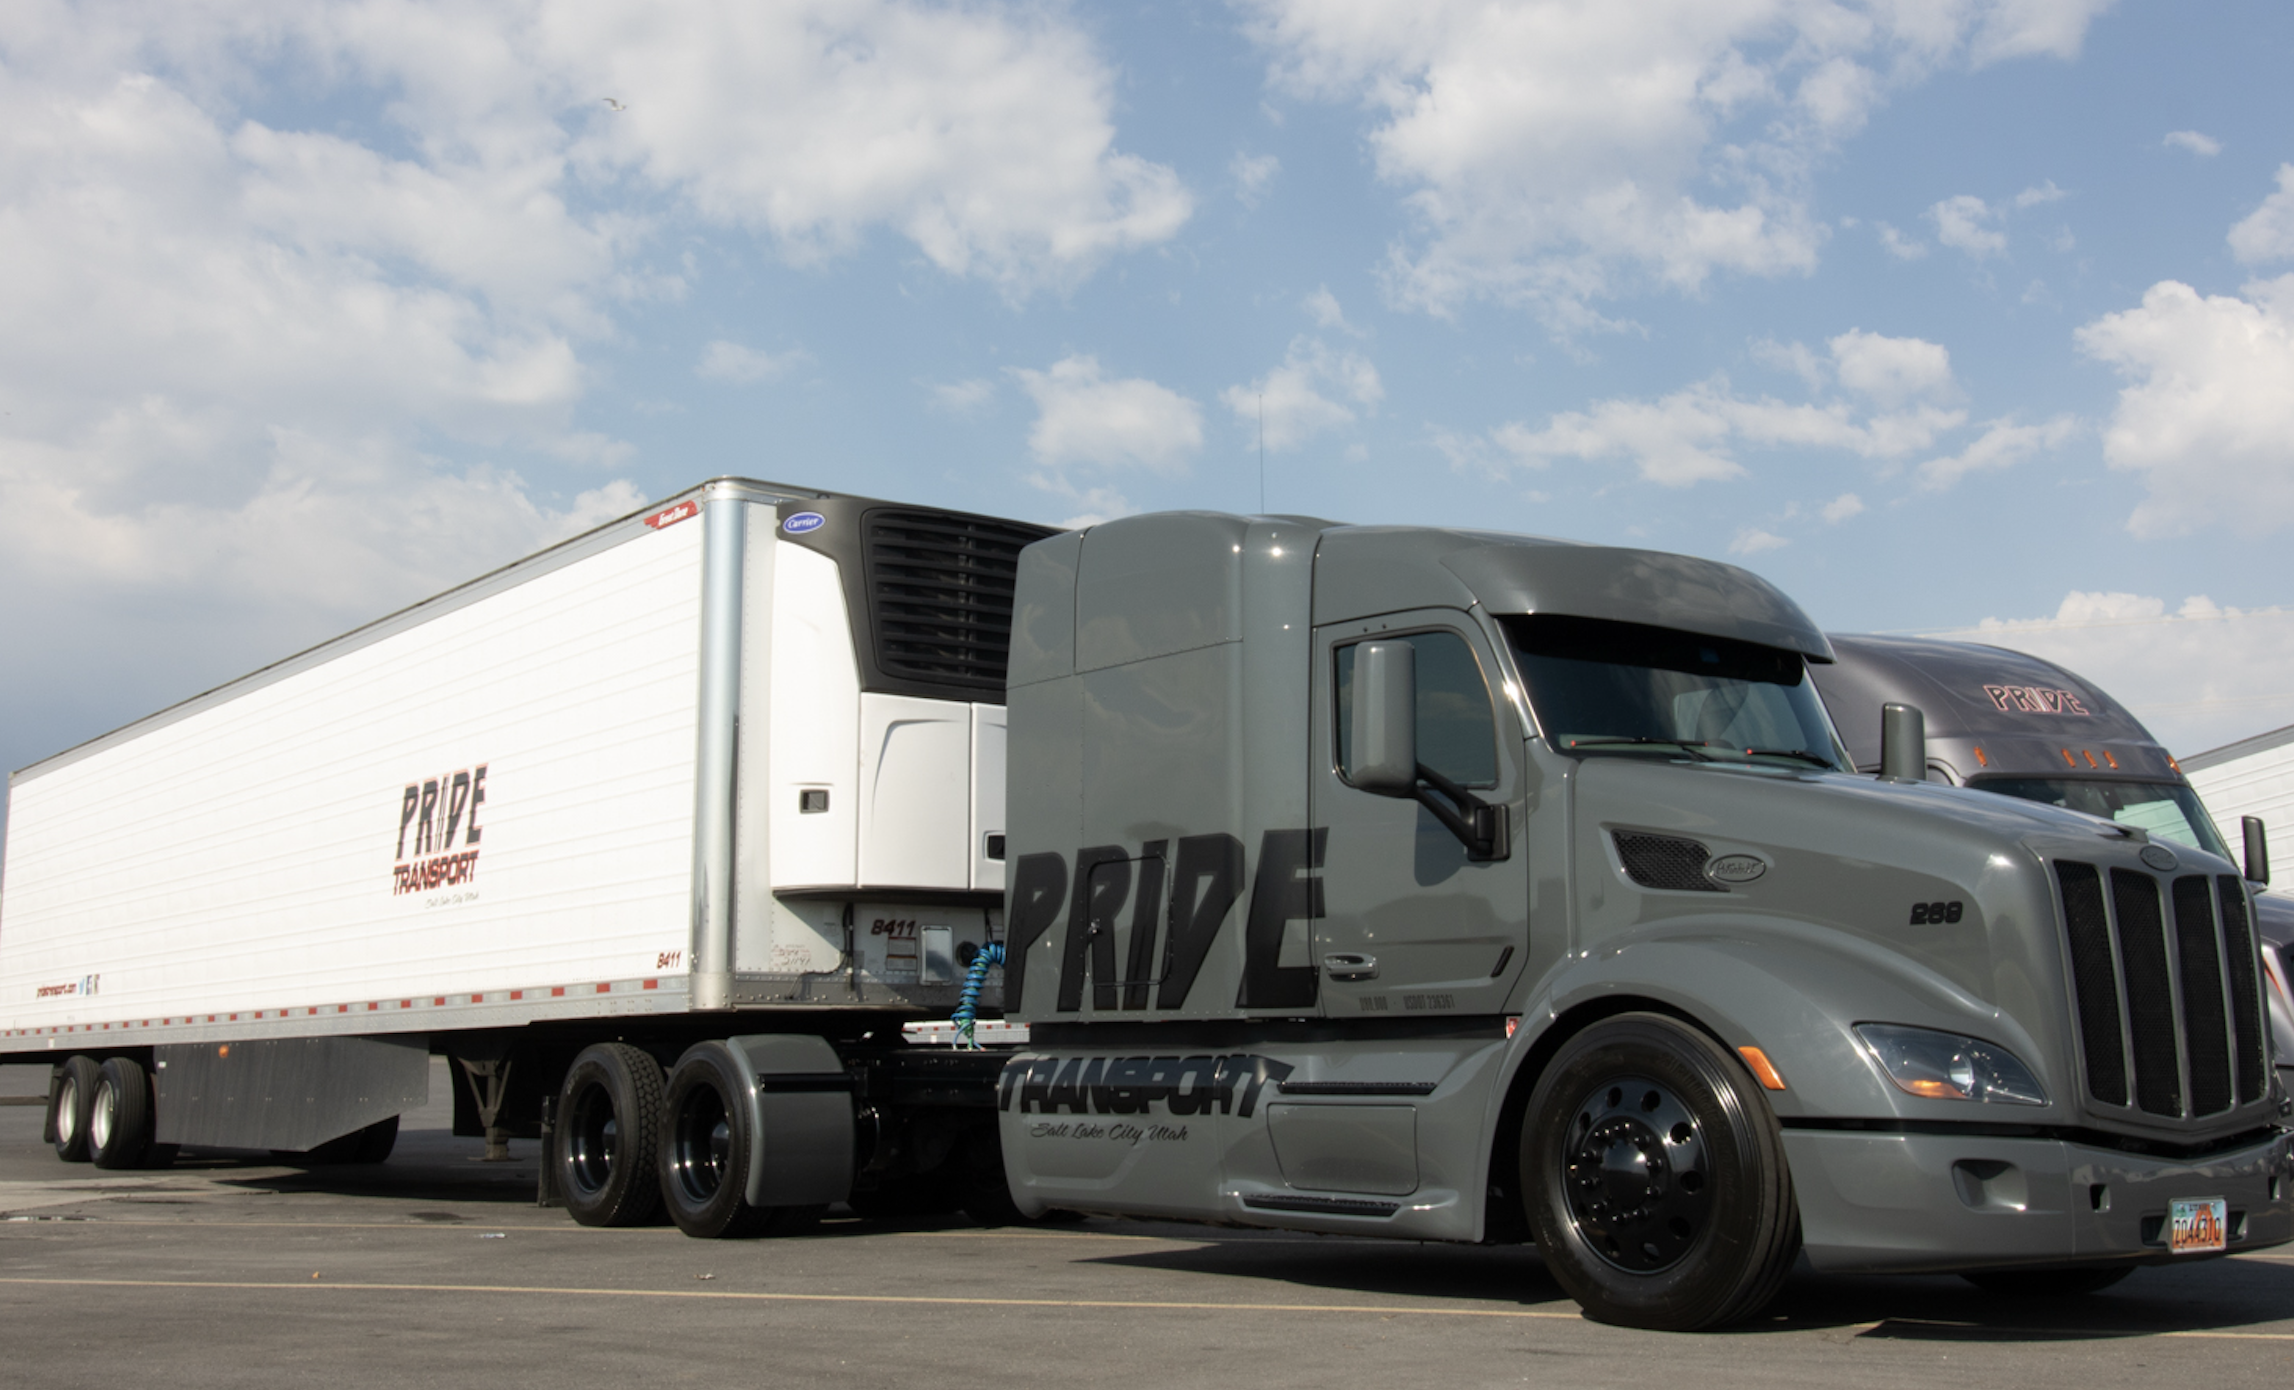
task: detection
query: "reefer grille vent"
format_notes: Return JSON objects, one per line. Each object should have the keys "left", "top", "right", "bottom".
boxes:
{"left": 864, "top": 510, "right": 1050, "bottom": 694}
{"left": 1614, "top": 832, "right": 1724, "bottom": 892}
{"left": 2053, "top": 861, "right": 2270, "bottom": 1120}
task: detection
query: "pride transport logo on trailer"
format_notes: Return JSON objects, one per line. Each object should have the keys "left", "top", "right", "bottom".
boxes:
{"left": 392, "top": 763, "right": 488, "bottom": 897}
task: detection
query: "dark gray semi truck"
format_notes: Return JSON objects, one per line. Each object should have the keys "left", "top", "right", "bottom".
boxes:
{"left": 1811, "top": 633, "right": 2294, "bottom": 1107}
{"left": 993, "top": 514, "right": 2292, "bottom": 1330}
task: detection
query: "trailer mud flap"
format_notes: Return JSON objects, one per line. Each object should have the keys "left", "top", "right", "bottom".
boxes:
{"left": 154, "top": 1035, "right": 429, "bottom": 1151}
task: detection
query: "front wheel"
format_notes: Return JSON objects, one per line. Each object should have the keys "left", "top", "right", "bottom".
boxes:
{"left": 1523, "top": 1013, "right": 1801, "bottom": 1331}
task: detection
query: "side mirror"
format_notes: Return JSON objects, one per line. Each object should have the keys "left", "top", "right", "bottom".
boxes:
{"left": 2245, "top": 816, "right": 2271, "bottom": 887}
{"left": 1350, "top": 641, "right": 1417, "bottom": 796}
{"left": 1879, "top": 702, "right": 1927, "bottom": 782}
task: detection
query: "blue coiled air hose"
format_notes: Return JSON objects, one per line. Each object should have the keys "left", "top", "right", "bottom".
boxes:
{"left": 951, "top": 941, "right": 1005, "bottom": 1049}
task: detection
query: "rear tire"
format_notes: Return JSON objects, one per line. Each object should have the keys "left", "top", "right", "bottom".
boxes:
{"left": 660, "top": 1043, "right": 797, "bottom": 1239}
{"left": 556, "top": 1043, "right": 665, "bottom": 1228}
{"left": 89, "top": 1057, "right": 154, "bottom": 1170}
{"left": 1523, "top": 1013, "right": 1801, "bottom": 1331}
{"left": 352, "top": 1115, "right": 399, "bottom": 1164}
{"left": 1961, "top": 1265, "right": 2134, "bottom": 1296}
{"left": 50, "top": 1056, "right": 99, "bottom": 1163}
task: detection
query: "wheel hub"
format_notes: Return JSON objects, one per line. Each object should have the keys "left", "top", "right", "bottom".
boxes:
{"left": 565, "top": 1085, "right": 619, "bottom": 1196}
{"left": 1562, "top": 1077, "right": 1710, "bottom": 1273}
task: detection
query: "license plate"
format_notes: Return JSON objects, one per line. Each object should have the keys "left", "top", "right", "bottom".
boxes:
{"left": 2168, "top": 1197, "right": 2228, "bottom": 1254}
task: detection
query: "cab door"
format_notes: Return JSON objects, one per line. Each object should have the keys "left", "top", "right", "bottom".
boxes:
{"left": 1309, "top": 610, "right": 1530, "bottom": 1017}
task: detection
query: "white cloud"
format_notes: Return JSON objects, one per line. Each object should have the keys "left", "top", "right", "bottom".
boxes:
{"left": 1237, "top": 0, "right": 2107, "bottom": 323}
{"left": 696, "top": 340, "right": 805, "bottom": 383}
{"left": 2163, "top": 130, "right": 2222, "bottom": 158}
{"left": 1876, "top": 222, "right": 1930, "bottom": 260}
{"left": 1232, "top": 151, "right": 1281, "bottom": 207}
{"left": 1729, "top": 527, "right": 1788, "bottom": 556}
{"left": 1929, "top": 195, "right": 2007, "bottom": 257}
{"left": 1821, "top": 492, "right": 1866, "bottom": 523}
{"left": 927, "top": 378, "right": 997, "bottom": 415}
{"left": 1011, "top": 355, "right": 1203, "bottom": 475}
{"left": 2075, "top": 274, "right": 2294, "bottom": 537}
{"left": 1304, "top": 285, "right": 1362, "bottom": 335}
{"left": 2013, "top": 179, "right": 2068, "bottom": 209}
{"left": 1829, "top": 328, "right": 1955, "bottom": 407}
{"left": 1913, "top": 414, "right": 2077, "bottom": 490}
{"left": 1221, "top": 338, "right": 1383, "bottom": 452}
{"left": 1935, "top": 592, "right": 2294, "bottom": 755}
{"left": 2228, "top": 165, "right": 2294, "bottom": 265}
{"left": 1477, "top": 328, "right": 1988, "bottom": 490}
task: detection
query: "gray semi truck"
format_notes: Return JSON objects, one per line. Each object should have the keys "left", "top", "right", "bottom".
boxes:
{"left": 991, "top": 513, "right": 2291, "bottom": 1330}
{"left": 1810, "top": 634, "right": 2294, "bottom": 1104}
{"left": 9, "top": 488, "right": 2291, "bottom": 1332}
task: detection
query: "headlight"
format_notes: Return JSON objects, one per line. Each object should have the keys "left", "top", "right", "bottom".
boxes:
{"left": 1855, "top": 1024, "right": 2047, "bottom": 1106}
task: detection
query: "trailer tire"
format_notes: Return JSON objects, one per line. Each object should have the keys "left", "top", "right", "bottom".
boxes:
{"left": 1523, "top": 1013, "right": 1801, "bottom": 1331}
{"left": 353, "top": 1115, "right": 400, "bottom": 1164}
{"left": 89, "top": 1056, "right": 154, "bottom": 1170}
{"left": 557, "top": 1043, "right": 665, "bottom": 1228}
{"left": 50, "top": 1056, "right": 100, "bottom": 1163}
{"left": 660, "top": 1044, "right": 802, "bottom": 1240}
{"left": 1961, "top": 1264, "right": 2133, "bottom": 1297}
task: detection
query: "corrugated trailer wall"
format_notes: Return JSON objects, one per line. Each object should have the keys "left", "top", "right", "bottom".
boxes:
{"left": 0, "top": 503, "right": 713, "bottom": 1044}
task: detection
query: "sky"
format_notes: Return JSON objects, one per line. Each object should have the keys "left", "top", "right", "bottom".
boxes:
{"left": 5, "top": 0, "right": 2294, "bottom": 818}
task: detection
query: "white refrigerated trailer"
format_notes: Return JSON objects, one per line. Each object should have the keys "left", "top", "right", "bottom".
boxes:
{"left": 1, "top": 477, "right": 1052, "bottom": 1231}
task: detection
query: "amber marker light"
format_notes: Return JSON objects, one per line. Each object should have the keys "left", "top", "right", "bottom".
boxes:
{"left": 2084, "top": 749, "right": 2099, "bottom": 769}
{"left": 1737, "top": 1045, "right": 1788, "bottom": 1091}
{"left": 2103, "top": 751, "right": 2119, "bottom": 770}
{"left": 1973, "top": 747, "right": 1989, "bottom": 768}
{"left": 2061, "top": 748, "right": 2078, "bottom": 767}
{"left": 2169, "top": 756, "right": 2183, "bottom": 774}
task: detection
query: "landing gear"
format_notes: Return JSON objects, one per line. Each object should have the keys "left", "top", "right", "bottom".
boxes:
{"left": 1525, "top": 1013, "right": 1801, "bottom": 1331}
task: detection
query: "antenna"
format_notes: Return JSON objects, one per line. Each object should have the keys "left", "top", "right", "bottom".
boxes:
{"left": 1258, "top": 392, "right": 1265, "bottom": 515}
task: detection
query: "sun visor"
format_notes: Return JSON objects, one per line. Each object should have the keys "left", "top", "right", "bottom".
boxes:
{"left": 1441, "top": 543, "right": 1834, "bottom": 662}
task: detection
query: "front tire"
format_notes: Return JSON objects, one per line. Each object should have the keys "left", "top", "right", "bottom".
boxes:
{"left": 1523, "top": 1013, "right": 1801, "bottom": 1331}
{"left": 89, "top": 1057, "right": 154, "bottom": 1170}
{"left": 50, "top": 1056, "right": 100, "bottom": 1163}
{"left": 556, "top": 1043, "right": 665, "bottom": 1228}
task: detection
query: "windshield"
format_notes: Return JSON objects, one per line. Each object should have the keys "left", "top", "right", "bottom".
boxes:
{"left": 1500, "top": 614, "right": 1844, "bottom": 771}
{"left": 1971, "top": 777, "right": 2231, "bottom": 860}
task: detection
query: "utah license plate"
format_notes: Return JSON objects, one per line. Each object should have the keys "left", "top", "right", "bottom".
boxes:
{"left": 2167, "top": 1197, "right": 2228, "bottom": 1254}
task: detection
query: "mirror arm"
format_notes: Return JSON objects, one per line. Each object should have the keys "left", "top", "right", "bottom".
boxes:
{"left": 1412, "top": 763, "right": 1510, "bottom": 861}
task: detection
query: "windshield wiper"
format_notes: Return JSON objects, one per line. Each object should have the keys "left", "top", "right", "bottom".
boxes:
{"left": 1564, "top": 737, "right": 1719, "bottom": 762}
{"left": 1739, "top": 747, "right": 1837, "bottom": 769}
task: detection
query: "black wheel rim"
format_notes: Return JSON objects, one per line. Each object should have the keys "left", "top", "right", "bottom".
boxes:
{"left": 1561, "top": 1074, "right": 1710, "bottom": 1274}
{"left": 564, "top": 1082, "right": 620, "bottom": 1197}
{"left": 670, "top": 1084, "right": 733, "bottom": 1205}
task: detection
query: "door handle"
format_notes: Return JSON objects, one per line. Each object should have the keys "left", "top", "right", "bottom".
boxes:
{"left": 1321, "top": 953, "right": 1378, "bottom": 981}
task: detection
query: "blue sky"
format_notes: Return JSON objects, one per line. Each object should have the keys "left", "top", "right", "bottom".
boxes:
{"left": 5, "top": 0, "right": 2294, "bottom": 805}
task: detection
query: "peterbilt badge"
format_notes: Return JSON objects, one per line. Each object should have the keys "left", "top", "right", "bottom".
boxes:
{"left": 2139, "top": 844, "right": 2178, "bottom": 872}
{"left": 1705, "top": 853, "right": 1769, "bottom": 885}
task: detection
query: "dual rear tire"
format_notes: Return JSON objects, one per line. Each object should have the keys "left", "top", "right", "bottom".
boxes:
{"left": 52, "top": 1056, "right": 167, "bottom": 1169}
{"left": 553, "top": 1041, "right": 820, "bottom": 1238}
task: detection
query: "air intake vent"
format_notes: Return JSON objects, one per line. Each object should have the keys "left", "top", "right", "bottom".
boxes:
{"left": 2054, "top": 862, "right": 2273, "bottom": 1122}
{"left": 863, "top": 509, "right": 1050, "bottom": 694}
{"left": 1613, "top": 833, "right": 1723, "bottom": 892}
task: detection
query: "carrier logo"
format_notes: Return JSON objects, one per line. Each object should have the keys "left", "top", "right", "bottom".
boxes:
{"left": 1984, "top": 683, "right": 2090, "bottom": 716}
{"left": 782, "top": 511, "right": 826, "bottom": 535}
{"left": 393, "top": 764, "right": 487, "bottom": 896}
{"left": 999, "top": 1054, "right": 1294, "bottom": 1118}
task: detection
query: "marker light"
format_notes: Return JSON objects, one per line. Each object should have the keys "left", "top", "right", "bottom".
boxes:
{"left": 2103, "top": 751, "right": 2119, "bottom": 770}
{"left": 1855, "top": 1024, "right": 2047, "bottom": 1106}
{"left": 2061, "top": 748, "right": 2078, "bottom": 768}
{"left": 2169, "top": 756, "right": 2183, "bottom": 774}
{"left": 1973, "top": 747, "right": 1989, "bottom": 768}
{"left": 2084, "top": 749, "right": 2099, "bottom": 769}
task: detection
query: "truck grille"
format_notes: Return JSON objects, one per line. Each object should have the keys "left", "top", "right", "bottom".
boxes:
{"left": 2054, "top": 862, "right": 2270, "bottom": 1120}
{"left": 864, "top": 509, "right": 1051, "bottom": 693}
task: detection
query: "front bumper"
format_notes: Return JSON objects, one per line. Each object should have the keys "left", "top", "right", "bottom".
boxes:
{"left": 1785, "top": 1125, "right": 2294, "bottom": 1274}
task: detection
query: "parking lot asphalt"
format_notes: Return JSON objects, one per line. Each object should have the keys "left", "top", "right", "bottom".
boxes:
{"left": 2, "top": 1058, "right": 2290, "bottom": 1390}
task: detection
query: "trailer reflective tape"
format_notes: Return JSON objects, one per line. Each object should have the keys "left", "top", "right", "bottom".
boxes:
{"left": 509, "top": 991, "right": 522, "bottom": 1001}
{"left": 552, "top": 987, "right": 565, "bottom": 997}
{"left": 596, "top": 983, "right": 610, "bottom": 993}
{"left": 643, "top": 979, "right": 658, "bottom": 990}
